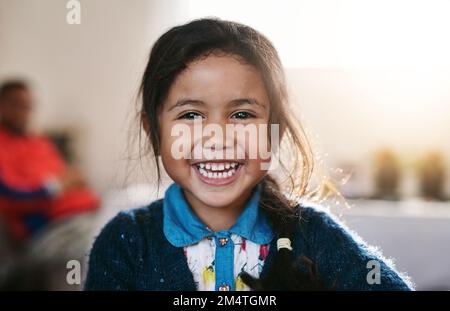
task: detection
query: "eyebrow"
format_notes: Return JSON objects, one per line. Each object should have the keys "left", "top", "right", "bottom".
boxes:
{"left": 168, "top": 99, "right": 205, "bottom": 111}
{"left": 229, "top": 98, "right": 266, "bottom": 109}
{"left": 168, "top": 97, "right": 265, "bottom": 111}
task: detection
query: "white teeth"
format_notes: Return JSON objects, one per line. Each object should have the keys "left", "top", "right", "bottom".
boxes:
{"left": 196, "top": 162, "right": 241, "bottom": 179}
{"left": 196, "top": 162, "right": 240, "bottom": 170}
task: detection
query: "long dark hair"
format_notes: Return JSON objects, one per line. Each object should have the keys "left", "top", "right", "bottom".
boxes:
{"left": 139, "top": 18, "right": 326, "bottom": 290}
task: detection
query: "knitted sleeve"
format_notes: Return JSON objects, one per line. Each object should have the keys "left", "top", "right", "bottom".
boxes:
{"left": 84, "top": 211, "right": 143, "bottom": 290}
{"left": 300, "top": 206, "right": 414, "bottom": 290}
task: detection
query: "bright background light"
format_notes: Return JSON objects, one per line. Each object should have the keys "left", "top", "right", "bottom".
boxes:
{"left": 187, "top": 0, "right": 450, "bottom": 68}
{"left": 185, "top": 0, "right": 450, "bottom": 197}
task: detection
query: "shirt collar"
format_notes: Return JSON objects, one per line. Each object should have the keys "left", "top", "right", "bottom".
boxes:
{"left": 163, "top": 182, "right": 273, "bottom": 247}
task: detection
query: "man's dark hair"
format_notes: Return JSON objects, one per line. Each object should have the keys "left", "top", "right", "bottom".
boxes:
{"left": 0, "top": 80, "right": 29, "bottom": 99}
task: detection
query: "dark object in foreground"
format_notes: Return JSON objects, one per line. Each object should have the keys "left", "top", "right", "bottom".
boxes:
{"left": 240, "top": 255, "right": 331, "bottom": 291}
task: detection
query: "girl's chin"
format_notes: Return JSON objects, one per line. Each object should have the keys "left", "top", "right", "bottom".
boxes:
{"left": 191, "top": 194, "right": 239, "bottom": 209}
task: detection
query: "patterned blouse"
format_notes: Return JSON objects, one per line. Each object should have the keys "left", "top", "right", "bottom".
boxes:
{"left": 183, "top": 234, "right": 270, "bottom": 291}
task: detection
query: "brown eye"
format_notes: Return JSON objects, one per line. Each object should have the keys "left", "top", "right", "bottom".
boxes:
{"left": 231, "top": 111, "right": 255, "bottom": 119}
{"left": 178, "top": 111, "right": 204, "bottom": 120}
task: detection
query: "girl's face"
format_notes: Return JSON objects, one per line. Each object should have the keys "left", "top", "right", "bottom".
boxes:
{"left": 158, "top": 54, "right": 271, "bottom": 210}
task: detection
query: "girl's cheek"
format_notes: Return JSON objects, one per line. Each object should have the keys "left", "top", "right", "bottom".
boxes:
{"left": 159, "top": 123, "right": 188, "bottom": 171}
{"left": 235, "top": 125, "right": 271, "bottom": 172}
{"left": 240, "top": 124, "right": 270, "bottom": 159}
{"left": 257, "top": 125, "right": 273, "bottom": 172}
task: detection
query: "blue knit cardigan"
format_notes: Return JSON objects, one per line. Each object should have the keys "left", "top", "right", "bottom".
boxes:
{"left": 84, "top": 199, "right": 413, "bottom": 291}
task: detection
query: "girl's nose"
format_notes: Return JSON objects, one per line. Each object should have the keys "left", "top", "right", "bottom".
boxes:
{"left": 202, "top": 123, "right": 234, "bottom": 150}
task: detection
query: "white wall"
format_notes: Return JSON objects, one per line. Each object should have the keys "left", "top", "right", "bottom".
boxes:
{"left": 0, "top": 0, "right": 185, "bottom": 194}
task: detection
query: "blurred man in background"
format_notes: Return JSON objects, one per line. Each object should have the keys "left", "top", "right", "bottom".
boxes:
{"left": 0, "top": 80, "right": 100, "bottom": 289}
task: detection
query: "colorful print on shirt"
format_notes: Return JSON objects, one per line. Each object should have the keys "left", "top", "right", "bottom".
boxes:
{"left": 183, "top": 233, "right": 270, "bottom": 291}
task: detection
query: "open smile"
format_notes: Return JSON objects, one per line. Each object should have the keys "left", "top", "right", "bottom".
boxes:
{"left": 191, "top": 161, "right": 244, "bottom": 186}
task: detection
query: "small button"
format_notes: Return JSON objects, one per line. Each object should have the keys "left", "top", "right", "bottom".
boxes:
{"left": 218, "top": 284, "right": 230, "bottom": 291}
{"left": 218, "top": 237, "right": 229, "bottom": 246}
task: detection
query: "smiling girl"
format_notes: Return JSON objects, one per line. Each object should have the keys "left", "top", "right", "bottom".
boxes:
{"left": 84, "top": 18, "right": 413, "bottom": 291}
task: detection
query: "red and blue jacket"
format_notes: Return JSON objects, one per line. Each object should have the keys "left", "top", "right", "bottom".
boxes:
{"left": 0, "top": 125, "right": 99, "bottom": 241}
